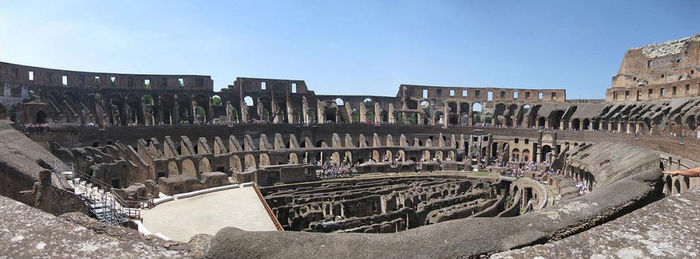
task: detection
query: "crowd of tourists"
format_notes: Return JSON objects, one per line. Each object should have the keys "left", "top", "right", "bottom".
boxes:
{"left": 317, "top": 161, "right": 356, "bottom": 179}
{"left": 17, "top": 123, "right": 51, "bottom": 133}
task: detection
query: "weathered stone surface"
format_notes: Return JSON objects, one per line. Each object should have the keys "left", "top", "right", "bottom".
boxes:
{"left": 492, "top": 188, "right": 700, "bottom": 258}
{"left": 0, "top": 195, "right": 187, "bottom": 258}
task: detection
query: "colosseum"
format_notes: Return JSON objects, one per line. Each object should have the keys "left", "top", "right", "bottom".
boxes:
{"left": 1, "top": 34, "right": 699, "bottom": 258}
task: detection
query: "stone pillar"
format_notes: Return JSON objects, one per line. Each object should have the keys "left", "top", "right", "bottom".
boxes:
{"left": 301, "top": 96, "right": 309, "bottom": 124}
{"left": 374, "top": 102, "right": 381, "bottom": 124}
{"left": 442, "top": 101, "right": 448, "bottom": 128}
{"left": 286, "top": 92, "right": 294, "bottom": 123}
{"left": 316, "top": 100, "right": 324, "bottom": 124}
{"left": 190, "top": 99, "right": 197, "bottom": 124}
{"left": 455, "top": 102, "right": 461, "bottom": 125}
{"left": 359, "top": 104, "right": 367, "bottom": 123}
{"left": 388, "top": 103, "right": 395, "bottom": 123}
{"left": 173, "top": 96, "right": 180, "bottom": 124}
{"left": 207, "top": 99, "right": 214, "bottom": 124}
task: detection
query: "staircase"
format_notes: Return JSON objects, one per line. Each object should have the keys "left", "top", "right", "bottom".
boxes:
{"left": 69, "top": 178, "right": 140, "bottom": 225}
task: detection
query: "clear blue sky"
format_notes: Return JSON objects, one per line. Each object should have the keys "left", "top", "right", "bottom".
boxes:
{"left": 0, "top": 0, "right": 697, "bottom": 99}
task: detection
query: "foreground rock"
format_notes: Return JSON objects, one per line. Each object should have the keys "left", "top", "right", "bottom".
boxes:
{"left": 492, "top": 188, "right": 700, "bottom": 258}
{"left": 0, "top": 195, "right": 209, "bottom": 258}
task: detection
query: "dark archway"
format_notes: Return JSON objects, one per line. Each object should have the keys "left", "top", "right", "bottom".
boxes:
{"left": 541, "top": 145, "right": 552, "bottom": 163}
{"left": 36, "top": 111, "right": 48, "bottom": 123}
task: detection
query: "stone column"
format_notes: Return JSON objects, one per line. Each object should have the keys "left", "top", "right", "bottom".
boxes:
{"left": 206, "top": 98, "right": 214, "bottom": 124}
{"left": 190, "top": 99, "right": 196, "bottom": 124}
{"left": 302, "top": 96, "right": 309, "bottom": 124}
{"left": 359, "top": 104, "right": 367, "bottom": 123}
{"left": 316, "top": 100, "right": 324, "bottom": 124}
{"left": 388, "top": 103, "right": 395, "bottom": 123}
{"left": 442, "top": 101, "right": 448, "bottom": 128}
{"left": 156, "top": 98, "right": 164, "bottom": 125}
{"left": 286, "top": 91, "right": 294, "bottom": 123}
{"left": 173, "top": 96, "right": 180, "bottom": 124}
{"left": 374, "top": 102, "right": 381, "bottom": 124}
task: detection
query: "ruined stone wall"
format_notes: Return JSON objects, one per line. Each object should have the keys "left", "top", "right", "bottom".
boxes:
{"left": 608, "top": 34, "right": 700, "bottom": 101}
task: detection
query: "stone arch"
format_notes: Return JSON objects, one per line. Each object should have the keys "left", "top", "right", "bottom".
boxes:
{"left": 663, "top": 175, "right": 672, "bottom": 195}
{"left": 384, "top": 150, "right": 393, "bottom": 162}
{"left": 459, "top": 102, "right": 470, "bottom": 125}
{"left": 331, "top": 152, "right": 340, "bottom": 165}
{"left": 158, "top": 94, "right": 175, "bottom": 124}
{"left": 512, "top": 148, "right": 521, "bottom": 161}
{"left": 673, "top": 178, "right": 682, "bottom": 195}
{"left": 571, "top": 118, "right": 581, "bottom": 131}
{"left": 259, "top": 153, "right": 270, "bottom": 167}
{"left": 243, "top": 96, "right": 254, "bottom": 106}
{"left": 181, "top": 159, "right": 196, "bottom": 177}
{"left": 582, "top": 118, "right": 590, "bottom": 130}
{"left": 686, "top": 115, "right": 697, "bottom": 130}
{"left": 343, "top": 151, "right": 352, "bottom": 164}
{"left": 448, "top": 102, "right": 459, "bottom": 125}
{"left": 289, "top": 153, "right": 299, "bottom": 164}
{"left": 198, "top": 157, "right": 211, "bottom": 173}
{"left": 541, "top": 145, "right": 552, "bottom": 162}
{"left": 494, "top": 103, "right": 507, "bottom": 126}
{"left": 372, "top": 150, "right": 380, "bottom": 162}
{"left": 472, "top": 102, "right": 483, "bottom": 125}
{"left": 230, "top": 155, "right": 242, "bottom": 173}
{"left": 537, "top": 116, "right": 546, "bottom": 128}
{"left": 167, "top": 160, "right": 179, "bottom": 176}
{"left": 522, "top": 149, "right": 530, "bottom": 162}
{"left": 244, "top": 154, "right": 256, "bottom": 170}
{"left": 422, "top": 150, "right": 431, "bottom": 161}
{"left": 491, "top": 142, "right": 499, "bottom": 158}
{"left": 397, "top": 150, "right": 406, "bottom": 162}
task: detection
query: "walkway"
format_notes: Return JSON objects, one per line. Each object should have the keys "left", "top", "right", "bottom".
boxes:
{"left": 141, "top": 186, "right": 278, "bottom": 242}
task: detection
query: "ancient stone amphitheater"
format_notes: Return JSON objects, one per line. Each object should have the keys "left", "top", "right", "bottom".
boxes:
{"left": 1, "top": 34, "right": 699, "bottom": 258}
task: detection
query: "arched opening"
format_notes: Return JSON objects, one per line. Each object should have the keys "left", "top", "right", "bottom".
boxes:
{"left": 511, "top": 148, "right": 520, "bottom": 161}
{"left": 459, "top": 103, "right": 470, "bottom": 125}
{"left": 181, "top": 159, "right": 196, "bottom": 177}
{"left": 686, "top": 116, "right": 697, "bottom": 130}
{"left": 380, "top": 110, "right": 388, "bottom": 123}
{"left": 230, "top": 155, "right": 242, "bottom": 173}
{"left": 663, "top": 175, "right": 672, "bottom": 195}
{"left": 582, "top": 118, "right": 590, "bottom": 130}
{"left": 289, "top": 153, "right": 299, "bottom": 164}
{"left": 472, "top": 103, "right": 483, "bottom": 125}
{"left": 36, "top": 111, "right": 48, "bottom": 124}
{"left": 537, "top": 117, "right": 546, "bottom": 128}
{"left": 158, "top": 95, "right": 175, "bottom": 125}
{"left": 167, "top": 161, "right": 179, "bottom": 176}
{"left": 335, "top": 98, "right": 344, "bottom": 106}
{"left": 448, "top": 102, "right": 458, "bottom": 125}
{"left": 540, "top": 145, "right": 552, "bottom": 163}
{"left": 549, "top": 110, "right": 564, "bottom": 129}
{"left": 673, "top": 179, "right": 681, "bottom": 195}
{"left": 259, "top": 154, "right": 270, "bottom": 166}
{"left": 244, "top": 154, "right": 256, "bottom": 170}
{"left": 211, "top": 95, "right": 223, "bottom": 107}
{"left": 198, "top": 158, "right": 211, "bottom": 173}
{"left": 244, "top": 96, "right": 254, "bottom": 107}
{"left": 491, "top": 142, "right": 499, "bottom": 158}
{"left": 571, "top": 118, "right": 581, "bottom": 131}
{"left": 316, "top": 140, "right": 326, "bottom": 148}
{"left": 522, "top": 149, "right": 530, "bottom": 162}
